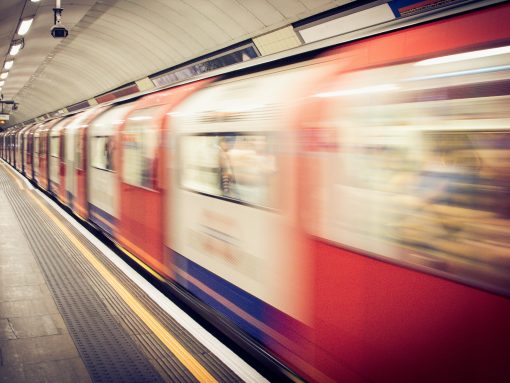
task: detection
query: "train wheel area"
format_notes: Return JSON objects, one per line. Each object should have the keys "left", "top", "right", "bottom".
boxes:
{"left": 0, "top": 160, "right": 269, "bottom": 383}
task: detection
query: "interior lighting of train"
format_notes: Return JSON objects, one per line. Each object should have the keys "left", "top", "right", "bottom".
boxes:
{"left": 313, "top": 83, "right": 399, "bottom": 98}
{"left": 415, "top": 45, "right": 510, "bottom": 66}
{"left": 408, "top": 64, "right": 510, "bottom": 81}
{"left": 127, "top": 115, "right": 152, "bottom": 121}
{"left": 217, "top": 104, "right": 264, "bottom": 113}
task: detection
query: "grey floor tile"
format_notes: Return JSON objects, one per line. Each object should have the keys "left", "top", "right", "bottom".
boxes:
{"left": 0, "top": 319, "right": 16, "bottom": 340}
{"left": 0, "top": 285, "right": 45, "bottom": 303}
{"left": 0, "top": 298, "right": 58, "bottom": 319}
{"left": 8, "top": 315, "right": 60, "bottom": 339}
{"left": 2, "top": 334, "right": 80, "bottom": 365}
{"left": 23, "top": 358, "right": 92, "bottom": 383}
{"left": 0, "top": 365, "right": 27, "bottom": 383}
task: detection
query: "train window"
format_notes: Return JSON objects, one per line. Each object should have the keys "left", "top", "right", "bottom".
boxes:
{"left": 34, "top": 137, "right": 39, "bottom": 156}
{"left": 179, "top": 133, "right": 277, "bottom": 208}
{"left": 122, "top": 106, "right": 161, "bottom": 190}
{"left": 309, "top": 48, "right": 510, "bottom": 293}
{"left": 76, "top": 138, "right": 82, "bottom": 170}
{"left": 50, "top": 136, "right": 59, "bottom": 157}
{"left": 91, "top": 135, "right": 115, "bottom": 171}
{"left": 40, "top": 136, "right": 46, "bottom": 157}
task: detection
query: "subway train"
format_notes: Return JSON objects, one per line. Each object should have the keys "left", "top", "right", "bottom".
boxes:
{"left": 2, "top": 3, "right": 510, "bottom": 382}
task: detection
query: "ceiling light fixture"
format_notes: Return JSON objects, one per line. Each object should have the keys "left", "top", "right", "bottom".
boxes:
{"left": 9, "top": 39, "right": 24, "bottom": 56}
{"left": 10, "top": 44, "right": 22, "bottom": 56}
{"left": 4, "top": 61, "right": 14, "bottom": 71}
{"left": 0, "top": 73, "right": 8, "bottom": 80}
{"left": 0, "top": 81, "right": 4, "bottom": 87}
{"left": 18, "top": 18, "right": 34, "bottom": 36}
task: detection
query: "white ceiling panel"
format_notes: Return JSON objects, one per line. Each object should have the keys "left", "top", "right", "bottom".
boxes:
{"left": 1, "top": 0, "right": 351, "bottom": 125}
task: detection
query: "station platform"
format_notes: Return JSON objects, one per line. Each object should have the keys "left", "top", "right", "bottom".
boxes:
{"left": 0, "top": 162, "right": 267, "bottom": 383}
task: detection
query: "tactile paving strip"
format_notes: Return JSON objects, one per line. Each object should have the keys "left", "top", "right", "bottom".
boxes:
{"left": 0, "top": 168, "right": 165, "bottom": 383}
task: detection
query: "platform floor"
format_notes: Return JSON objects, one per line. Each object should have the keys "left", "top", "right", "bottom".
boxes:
{"left": 0, "top": 162, "right": 266, "bottom": 383}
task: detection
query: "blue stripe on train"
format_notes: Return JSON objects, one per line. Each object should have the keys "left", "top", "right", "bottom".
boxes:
{"left": 67, "top": 191, "right": 74, "bottom": 209}
{"left": 89, "top": 203, "right": 116, "bottom": 236}
{"left": 169, "top": 250, "right": 309, "bottom": 347}
{"left": 171, "top": 250, "right": 265, "bottom": 341}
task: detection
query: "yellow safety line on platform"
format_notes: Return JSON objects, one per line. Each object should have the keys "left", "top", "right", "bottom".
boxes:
{"left": 3, "top": 164, "right": 219, "bottom": 383}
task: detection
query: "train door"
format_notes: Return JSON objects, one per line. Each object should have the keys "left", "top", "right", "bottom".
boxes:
{"left": 66, "top": 108, "right": 103, "bottom": 212}
{"left": 49, "top": 124, "right": 59, "bottom": 196}
{"left": 25, "top": 124, "right": 39, "bottom": 180}
{"left": 15, "top": 128, "right": 24, "bottom": 172}
{"left": 19, "top": 125, "right": 33, "bottom": 175}
{"left": 33, "top": 131, "right": 40, "bottom": 184}
{"left": 49, "top": 118, "right": 72, "bottom": 202}
{"left": 11, "top": 129, "right": 17, "bottom": 167}
{"left": 5, "top": 131, "right": 9, "bottom": 161}
{"left": 58, "top": 125, "right": 66, "bottom": 203}
{"left": 75, "top": 123, "right": 89, "bottom": 219}
{"left": 22, "top": 125, "right": 32, "bottom": 175}
{"left": 87, "top": 104, "right": 132, "bottom": 236}
{"left": 117, "top": 82, "right": 204, "bottom": 277}
{"left": 9, "top": 130, "right": 14, "bottom": 165}
{"left": 39, "top": 122, "right": 55, "bottom": 191}
{"left": 11, "top": 130, "right": 16, "bottom": 166}
{"left": 117, "top": 105, "right": 166, "bottom": 272}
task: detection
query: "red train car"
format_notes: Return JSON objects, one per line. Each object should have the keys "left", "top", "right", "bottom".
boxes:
{"left": 297, "top": 4, "right": 510, "bottom": 382}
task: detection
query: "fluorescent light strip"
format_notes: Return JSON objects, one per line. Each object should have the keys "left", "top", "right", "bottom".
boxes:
{"left": 4, "top": 61, "right": 14, "bottom": 70}
{"left": 128, "top": 116, "right": 152, "bottom": 121}
{"left": 18, "top": 18, "right": 34, "bottom": 36}
{"left": 0, "top": 73, "right": 8, "bottom": 80}
{"left": 314, "top": 83, "right": 399, "bottom": 98}
{"left": 10, "top": 43, "right": 22, "bottom": 56}
{"left": 0, "top": 81, "right": 4, "bottom": 87}
{"left": 416, "top": 45, "right": 510, "bottom": 66}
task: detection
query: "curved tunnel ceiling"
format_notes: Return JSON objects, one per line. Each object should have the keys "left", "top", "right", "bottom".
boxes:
{"left": 1, "top": 0, "right": 351, "bottom": 125}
